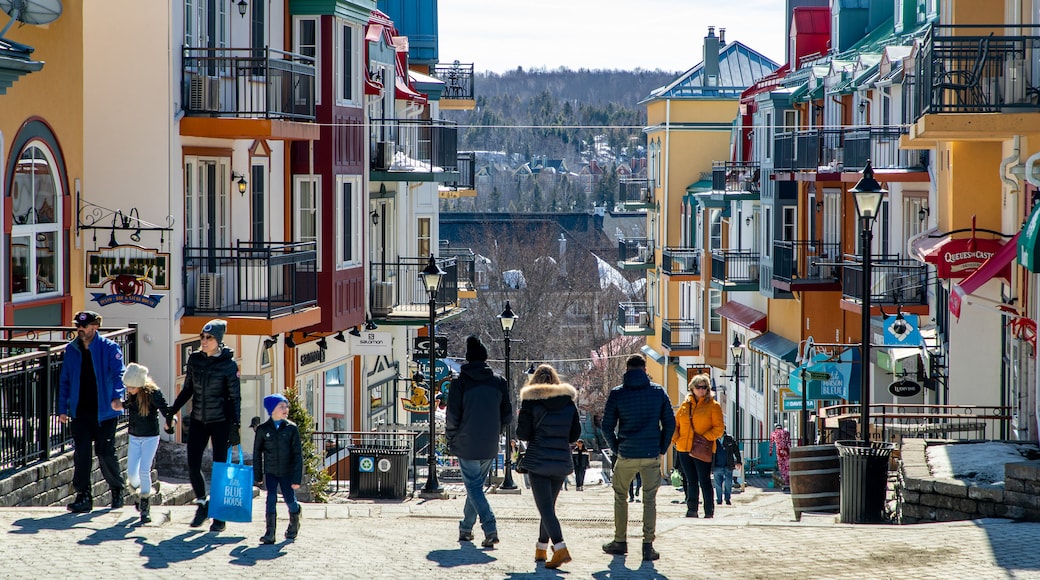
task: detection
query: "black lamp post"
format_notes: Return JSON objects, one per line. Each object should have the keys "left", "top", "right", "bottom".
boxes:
{"left": 498, "top": 301, "right": 518, "bottom": 491}
{"left": 729, "top": 337, "right": 744, "bottom": 444}
{"left": 419, "top": 254, "right": 445, "bottom": 496}
{"left": 850, "top": 160, "right": 886, "bottom": 444}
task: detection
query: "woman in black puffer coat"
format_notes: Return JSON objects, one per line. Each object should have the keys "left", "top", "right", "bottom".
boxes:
{"left": 516, "top": 364, "right": 581, "bottom": 570}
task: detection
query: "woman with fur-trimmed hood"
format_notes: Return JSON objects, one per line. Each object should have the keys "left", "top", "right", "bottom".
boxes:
{"left": 516, "top": 364, "right": 581, "bottom": 570}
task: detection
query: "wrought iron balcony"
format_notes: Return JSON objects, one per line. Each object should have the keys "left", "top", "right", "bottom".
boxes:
{"left": 844, "top": 127, "right": 927, "bottom": 171}
{"left": 841, "top": 256, "right": 928, "bottom": 306}
{"left": 451, "top": 152, "right": 476, "bottom": 190}
{"left": 440, "top": 247, "right": 477, "bottom": 296}
{"left": 616, "top": 301, "right": 653, "bottom": 336}
{"left": 661, "top": 247, "right": 701, "bottom": 276}
{"left": 183, "top": 242, "right": 317, "bottom": 317}
{"left": 773, "top": 129, "right": 843, "bottom": 171}
{"left": 431, "top": 61, "right": 475, "bottom": 101}
{"left": 181, "top": 47, "right": 315, "bottom": 120}
{"left": 914, "top": 24, "right": 1040, "bottom": 117}
{"left": 617, "top": 237, "right": 654, "bottom": 270}
{"left": 711, "top": 161, "right": 759, "bottom": 194}
{"left": 710, "top": 250, "right": 761, "bottom": 291}
{"left": 369, "top": 257, "right": 459, "bottom": 323}
{"left": 662, "top": 319, "right": 701, "bottom": 353}
{"left": 370, "top": 118, "right": 459, "bottom": 180}
{"left": 772, "top": 240, "right": 842, "bottom": 292}
{"left": 618, "top": 177, "right": 654, "bottom": 209}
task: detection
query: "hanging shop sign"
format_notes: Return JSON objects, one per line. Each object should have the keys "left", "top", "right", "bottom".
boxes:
{"left": 86, "top": 245, "right": 170, "bottom": 308}
{"left": 888, "top": 379, "right": 922, "bottom": 398}
{"left": 931, "top": 238, "right": 1006, "bottom": 279}
{"left": 351, "top": 331, "right": 392, "bottom": 355}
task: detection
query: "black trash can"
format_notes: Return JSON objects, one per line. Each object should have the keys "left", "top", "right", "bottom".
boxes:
{"left": 348, "top": 446, "right": 410, "bottom": 499}
{"left": 835, "top": 440, "right": 895, "bottom": 524}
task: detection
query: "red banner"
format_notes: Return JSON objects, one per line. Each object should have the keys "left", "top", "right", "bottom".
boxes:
{"left": 929, "top": 238, "right": 1007, "bottom": 279}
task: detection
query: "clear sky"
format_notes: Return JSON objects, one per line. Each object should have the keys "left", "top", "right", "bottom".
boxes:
{"left": 438, "top": 0, "right": 788, "bottom": 74}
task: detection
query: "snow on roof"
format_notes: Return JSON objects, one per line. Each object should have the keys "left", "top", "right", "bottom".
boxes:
{"left": 595, "top": 254, "right": 645, "bottom": 295}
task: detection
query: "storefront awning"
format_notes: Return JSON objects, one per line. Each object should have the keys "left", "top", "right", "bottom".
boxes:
{"left": 748, "top": 332, "right": 799, "bottom": 363}
{"left": 716, "top": 302, "right": 767, "bottom": 332}
{"left": 1018, "top": 203, "right": 1040, "bottom": 272}
{"left": 950, "top": 232, "right": 1020, "bottom": 318}
{"left": 909, "top": 229, "right": 1007, "bottom": 279}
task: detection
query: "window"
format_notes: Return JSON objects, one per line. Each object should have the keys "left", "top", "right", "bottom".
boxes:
{"left": 250, "top": 163, "right": 266, "bottom": 243}
{"left": 295, "top": 18, "right": 319, "bottom": 104}
{"left": 184, "top": 157, "right": 230, "bottom": 249}
{"left": 417, "top": 217, "right": 431, "bottom": 258}
{"left": 763, "top": 206, "right": 772, "bottom": 259}
{"left": 11, "top": 143, "right": 62, "bottom": 300}
{"left": 903, "top": 195, "right": 928, "bottom": 241}
{"left": 709, "top": 209, "right": 722, "bottom": 250}
{"left": 185, "top": 0, "right": 226, "bottom": 49}
{"left": 294, "top": 175, "right": 320, "bottom": 269}
{"left": 708, "top": 289, "right": 722, "bottom": 333}
{"left": 337, "top": 22, "right": 361, "bottom": 105}
{"left": 337, "top": 176, "right": 362, "bottom": 267}
{"left": 822, "top": 189, "right": 841, "bottom": 247}
{"left": 764, "top": 111, "right": 773, "bottom": 160}
{"left": 782, "top": 206, "right": 796, "bottom": 241}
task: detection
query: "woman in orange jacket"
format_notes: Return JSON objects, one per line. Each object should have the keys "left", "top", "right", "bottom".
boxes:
{"left": 672, "top": 374, "right": 724, "bottom": 518}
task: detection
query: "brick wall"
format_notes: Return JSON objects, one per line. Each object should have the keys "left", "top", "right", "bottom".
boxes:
{"left": 897, "top": 438, "right": 1040, "bottom": 523}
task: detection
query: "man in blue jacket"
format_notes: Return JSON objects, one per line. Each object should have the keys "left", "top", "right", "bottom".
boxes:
{"left": 446, "top": 335, "right": 511, "bottom": 549}
{"left": 601, "top": 354, "right": 676, "bottom": 562}
{"left": 58, "top": 311, "right": 127, "bottom": 513}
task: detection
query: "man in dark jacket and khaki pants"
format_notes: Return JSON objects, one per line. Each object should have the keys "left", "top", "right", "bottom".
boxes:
{"left": 600, "top": 355, "right": 676, "bottom": 561}
{"left": 446, "top": 335, "right": 511, "bottom": 548}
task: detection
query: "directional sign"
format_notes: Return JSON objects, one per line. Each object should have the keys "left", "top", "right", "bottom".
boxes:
{"left": 782, "top": 397, "right": 816, "bottom": 412}
{"left": 806, "top": 371, "right": 831, "bottom": 381}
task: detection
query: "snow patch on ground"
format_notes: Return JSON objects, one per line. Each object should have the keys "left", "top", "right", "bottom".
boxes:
{"left": 926, "top": 441, "right": 1040, "bottom": 486}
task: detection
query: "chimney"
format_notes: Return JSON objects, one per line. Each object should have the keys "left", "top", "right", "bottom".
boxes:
{"left": 558, "top": 234, "right": 568, "bottom": 276}
{"left": 703, "top": 26, "right": 720, "bottom": 87}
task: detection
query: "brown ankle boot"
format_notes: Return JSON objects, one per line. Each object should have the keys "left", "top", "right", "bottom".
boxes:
{"left": 534, "top": 542, "right": 548, "bottom": 562}
{"left": 546, "top": 546, "right": 571, "bottom": 569}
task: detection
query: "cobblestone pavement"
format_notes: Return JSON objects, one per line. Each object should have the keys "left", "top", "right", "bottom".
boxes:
{"left": 6, "top": 480, "right": 1040, "bottom": 579}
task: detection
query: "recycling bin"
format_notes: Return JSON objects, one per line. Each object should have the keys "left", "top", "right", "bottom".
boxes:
{"left": 348, "top": 446, "right": 410, "bottom": 499}
{"left": 835, "top": 440, "right": 895, "bottom": 524}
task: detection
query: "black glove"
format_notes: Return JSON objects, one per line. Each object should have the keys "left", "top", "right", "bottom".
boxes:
{"left": 164, "top": 415, "right": 177, "bottom": 435}
{"left": 254, "top": 480, "right": 264, "bottom": 490}
{"left": 229, "top": 425, "right": 241, "bottom": 446}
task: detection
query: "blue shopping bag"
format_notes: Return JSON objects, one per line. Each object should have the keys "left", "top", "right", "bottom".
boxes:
{"left": 209, "top": 446, "right": 253, "bottom": 523}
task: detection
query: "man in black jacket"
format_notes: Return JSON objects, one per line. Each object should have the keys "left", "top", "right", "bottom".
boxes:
{"left": 712, "top": 429, "right": 742, "bottom": 505}
{"left": 446, "top": 335, "right": 511, "bottom": 548}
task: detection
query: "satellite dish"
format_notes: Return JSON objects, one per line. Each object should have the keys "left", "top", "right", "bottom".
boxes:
{"left": 0, "top": 0, "right": 62, "bottom": 26}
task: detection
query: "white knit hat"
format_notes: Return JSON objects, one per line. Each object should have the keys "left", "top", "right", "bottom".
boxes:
{"left": 123, "top": 363, "right": 150, "bottom": 388}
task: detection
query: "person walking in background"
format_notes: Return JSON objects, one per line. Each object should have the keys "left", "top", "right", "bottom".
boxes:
{"left": 628, "top": 473, "right": 642, "bottom": 502}
{"left": 601, "top": 355, "right": 676, "bottom": 562}
{"left": 113, "top": 363, "right": 173, "bottom": 524}
{"left": 712, "top": 429, "right": 742, "bottom": 506}
{"left": 770, "top": 423, "right": 792, "bottom": 489}
{"left": 516, "top": 364, "right": 581, "bottom": 569}
{"left": 571, "top": 440, "right": 590, "bottom": 491}
{"left": 446, "top": 335, "right": 511, "bottom": 549}
{"left": 58, "top": 311, "right": 127, "bottom": 514}
{"left": 253, "top": 393, "right": 304, "bottom": 544}
{"left": 672, "top": 374, "right": 724, "bottom": 518}
{"left": 167, "top": 319, "right": 242, "bottom": 532}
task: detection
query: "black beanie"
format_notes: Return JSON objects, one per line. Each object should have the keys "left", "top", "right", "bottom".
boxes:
{"left": 465, "top": 335, "right": 488, "bottom": 362}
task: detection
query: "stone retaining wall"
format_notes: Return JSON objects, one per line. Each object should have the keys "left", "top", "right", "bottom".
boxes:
{"left": 897, "top": 438, "right": 1040, "bottom": 523}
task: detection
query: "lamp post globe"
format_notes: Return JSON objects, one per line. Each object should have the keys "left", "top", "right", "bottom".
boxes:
{"left": 498, "top": 301, "right": 518, "bottom": 491}
{"left": 419, "top": 254, "right": 446, "bottom": 496}
{"left": 849, "top": 160, "right": 887, "bottom": 443}
{"left": 729, "top": 337, "right": 743, "bottom": 443}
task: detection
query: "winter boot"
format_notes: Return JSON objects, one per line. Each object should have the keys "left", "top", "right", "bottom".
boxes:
{"left": 189, "top": 499, "right": 209, "bottom": 527}
{"left": 534, "top": 542, "right": 548, "bottom": 562}
{"left": 209, "top": 519, "right": 226, "bottom": 532}
{"left": 642, "top": 542, "right": 660, "bottom": 561}
{"left": 545, "top": 544, "right": 572, "bottom": 569}
{"left": 110, "top": 488, "right": 125, "bottom": 509}
{"left": 260, "top": 513, "right": 277, "bottom": 544}
{"left": 285, "top": 506, "right": 302, "bottom": 539}
{"left": 67, "top": 493, "right": 92, "bottom": 514}
{"left": 139, "top": 496, "right": 151, "bottom": 525}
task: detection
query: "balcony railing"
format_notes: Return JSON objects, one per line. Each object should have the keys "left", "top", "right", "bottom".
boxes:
{"left": 841, "top": 255, "right": 927, "bottom": 306}
{"left": 431, "top": 62, "right": 475, "bottom": 100}
{"left": 773, "top": 129, "right": 844, "bottom": 171}
{"left": 181, "top": 47, "right": 316, "bottom": 120}
{"left": 450, "top": 152, "right": 476, "bottom": 189}
{"left": 370, "top": 118, "right": 459, "bottom": 174}
{"left": 661, "top": 247, "right": 701, "bottom": 276}
{"left": 183, "top": 241, "right": 317, "bottom": 317}
{"left": 773, "top": 240, "right": 841, "bottom": 285}
{"left": 618, "top": 237, "right": 654, "bottom": 268}
{"left": 662, "top": 320, "right": 701, "bottom": 351}
{"left": 710, "top": 250, "right": 761, "bottom": 286}
{"left": 618, "top": 177, "right": 654, "bottom": 206}
{"left": 370, "top": 257, "right": 458, "bottom": 318}
{"left": 914, "top": 24, "right": 1040, "bottom": 117}
{"left": 711, "top": 161, "right": 759, "bottom": 193}
{"left": 0, "top": 327, "right": 136, "bottom": 475}
{"left": 616, "top": 301, "right": 653, "bottom": 335}
{"left": 440, "top": 247, "right": 476, "bottom": 292}
{"left": 844, "top": 127, "right": 928, "bottom": 171}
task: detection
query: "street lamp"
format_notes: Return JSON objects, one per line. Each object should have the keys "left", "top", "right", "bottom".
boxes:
{"left": 729, "top": 337, "right": 744, "bottom": 444}
{"left": 419, "top": 254, "right": 445, "bottom": 497}
{"left": 850, "top": 160, "right": 886, "bottom": 444}
{"left": 498, "top": 301, "right": 518, "bottom": 491}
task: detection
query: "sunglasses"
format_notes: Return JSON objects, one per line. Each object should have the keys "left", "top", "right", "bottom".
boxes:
{"left": 75, "top": 322, "right": 96, "bottom": 328}
{"left": 692, "top": 385, "right": 709, "bottom": 390}
{"left": 199, "top": 334, "right": 215, "bottom": 341}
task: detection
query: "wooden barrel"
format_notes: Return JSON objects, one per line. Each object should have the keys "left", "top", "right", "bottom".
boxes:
{"left": 788, "top": 444, "right": 840, "bottom": 521}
